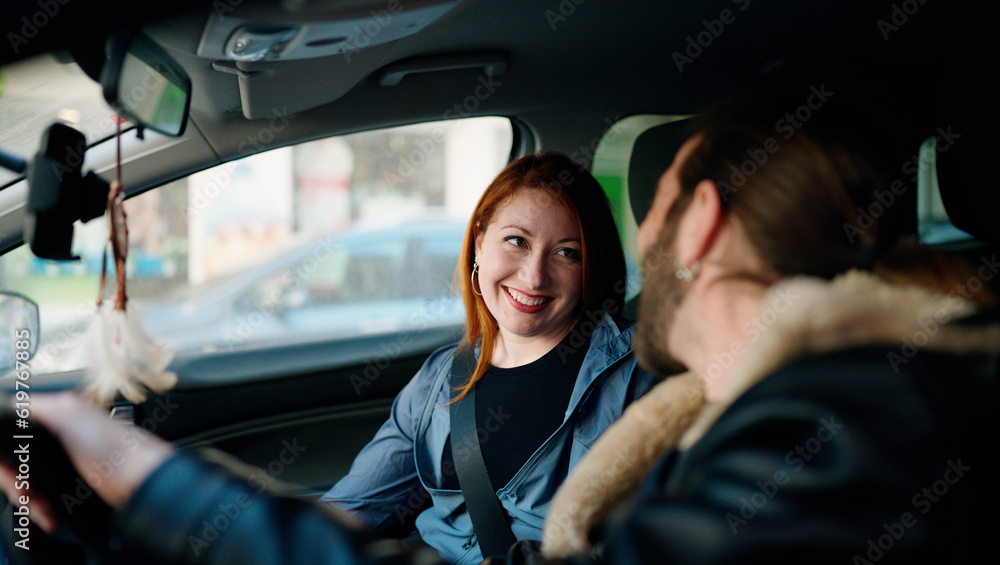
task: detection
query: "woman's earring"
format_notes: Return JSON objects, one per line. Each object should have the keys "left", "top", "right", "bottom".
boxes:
{"left": 471, "top": 257, "right": 483, "bottom": 296}
{"left": 674, "top": 259, "right": 701, "bottom": 282}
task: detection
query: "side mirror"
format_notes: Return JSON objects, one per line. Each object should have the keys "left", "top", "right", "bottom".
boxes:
{"left": 0, "top": 291, "right": 40, "bottom": 375}
{"left": 101, "top": 31, "right": 192, "bottom": 137}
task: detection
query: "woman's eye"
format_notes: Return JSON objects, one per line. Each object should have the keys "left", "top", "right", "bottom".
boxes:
{"left": 558, "top": 248, "right": 581, "bottom": 260}
{"left": 504, "top": 235, "right": 526, "bottom": 247}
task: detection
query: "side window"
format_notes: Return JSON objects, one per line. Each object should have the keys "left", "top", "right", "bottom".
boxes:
{"left": 5, "top": 117, "right": 512, "bottom": 372}
{"left": 407, "top": 232, "right": 464, "bottom": 299}
{"left": 336, "top": 239, "right": 408, "bottom": 303}
{"left": 296, "top": 246, "right": 349, "bottom": 307}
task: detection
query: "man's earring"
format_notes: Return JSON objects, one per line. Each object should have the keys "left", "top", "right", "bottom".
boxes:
{"left": 471, "top": 257, "right": 483, "bottom": 296}
{"left": 674, "top": 259, "right": 701, "bottom": 282}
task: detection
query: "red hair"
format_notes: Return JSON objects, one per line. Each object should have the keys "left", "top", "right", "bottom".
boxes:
{"left": 454, "top": 152, "right": 626, "bottom": 401}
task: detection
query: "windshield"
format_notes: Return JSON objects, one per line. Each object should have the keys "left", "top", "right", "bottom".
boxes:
{"left": 0, "top": 53, "right": 116, "bottom": 187}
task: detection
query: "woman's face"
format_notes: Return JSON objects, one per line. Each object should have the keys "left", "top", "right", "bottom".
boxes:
{"left": 475, "top": 188, "right": 584, "bottom": 345}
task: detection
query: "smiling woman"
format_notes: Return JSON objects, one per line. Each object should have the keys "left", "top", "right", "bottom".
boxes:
{"left": 320, "top": 151, "right": 654, "bottom": 563}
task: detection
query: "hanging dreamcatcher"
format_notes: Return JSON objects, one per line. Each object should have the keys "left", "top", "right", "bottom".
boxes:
{"left": 81, "top": 121, "right": 177, "bottom": 404}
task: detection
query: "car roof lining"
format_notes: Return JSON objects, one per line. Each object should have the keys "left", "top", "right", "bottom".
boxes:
{"left": 140, "top": 0, "right": 961, "bottom": 153}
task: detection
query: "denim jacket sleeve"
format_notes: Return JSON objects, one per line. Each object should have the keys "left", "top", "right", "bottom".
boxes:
{"left": 319, "top": 345, "right": 455, "bottom": 534}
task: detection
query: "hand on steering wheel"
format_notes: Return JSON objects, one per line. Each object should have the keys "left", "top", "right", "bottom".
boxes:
{"left": 0, "top": 393, "right": 173, "bottom": 563}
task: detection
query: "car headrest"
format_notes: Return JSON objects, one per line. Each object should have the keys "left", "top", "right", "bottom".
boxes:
{"left": 936, "top": 128, "right": 1000, "bottom": 247}
{"left": 929, "top": 61, "right": 1000, "bottom": 247}
{"left": 627, "top": 119, "right": 693, "bottom": 226}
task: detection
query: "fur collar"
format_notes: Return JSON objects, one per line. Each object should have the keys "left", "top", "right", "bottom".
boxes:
{"left": 541, "top": 271, "right": 1000, "bottom": 558}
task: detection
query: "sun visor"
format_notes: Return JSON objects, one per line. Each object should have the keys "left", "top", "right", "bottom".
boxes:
{"left": 196, "top": 0, "right": 461, "bottom": 62}
{"left": 212, "top": 43, "right": 394, "bottom": 119}
{"left": 195, "top": 0, "right": 463, "bottom": 118}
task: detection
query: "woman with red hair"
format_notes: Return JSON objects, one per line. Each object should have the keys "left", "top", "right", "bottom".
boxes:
{"left": 319, "top": 151, "right": 653, "bottom": 563}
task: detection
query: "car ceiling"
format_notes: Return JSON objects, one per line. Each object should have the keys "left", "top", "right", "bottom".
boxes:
{"left": 1, "top": 0, "right": 993, "bottom": 230}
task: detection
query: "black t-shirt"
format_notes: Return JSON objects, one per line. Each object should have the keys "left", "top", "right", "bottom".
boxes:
{"left": 441, "top": 324, "right": 591, "bottom": 491}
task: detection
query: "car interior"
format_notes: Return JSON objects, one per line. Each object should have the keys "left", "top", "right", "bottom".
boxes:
{"left": 0, "top": 0, "right": 996, "bottom": 559}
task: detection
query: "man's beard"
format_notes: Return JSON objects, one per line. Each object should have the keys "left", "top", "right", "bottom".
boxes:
{"left": 635, "top": 221, "right": 689, "bottom": 377}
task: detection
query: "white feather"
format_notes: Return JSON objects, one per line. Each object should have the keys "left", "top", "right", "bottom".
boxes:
{"left": 82, "top": 302, "right": 177, "bottom": 404}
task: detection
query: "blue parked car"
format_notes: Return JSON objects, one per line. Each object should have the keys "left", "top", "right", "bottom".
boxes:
{"left": 138, "top": 212, "right": 467, "bottom": 356}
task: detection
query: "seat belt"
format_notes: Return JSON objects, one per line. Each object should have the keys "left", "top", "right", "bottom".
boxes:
{"left": 449, "top": 341, "right": 518, "bottom": 558}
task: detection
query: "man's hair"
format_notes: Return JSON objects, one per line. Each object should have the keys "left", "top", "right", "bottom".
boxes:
{"left": 676, "top": 99, "right": 892, "bottom": 280}
{"left": 670, "top": 98, "right": 994, "bottom": 305}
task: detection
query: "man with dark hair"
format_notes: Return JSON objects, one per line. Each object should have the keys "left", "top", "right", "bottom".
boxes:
{"left": 540, "top": 101, "right": 999, "bottom": 564}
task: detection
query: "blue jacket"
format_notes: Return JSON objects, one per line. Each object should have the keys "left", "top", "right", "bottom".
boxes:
{"left": 321, "top": 311, "right": 652, "bottom": 564}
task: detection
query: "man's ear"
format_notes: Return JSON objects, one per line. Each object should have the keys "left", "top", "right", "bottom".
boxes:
{"left": 675, "top": 179, "right": 724, "bottom": 266}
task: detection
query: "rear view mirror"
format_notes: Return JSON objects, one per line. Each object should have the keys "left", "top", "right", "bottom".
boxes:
{"left": 0, "top": 291, "right": 40, "bottom": 375}
{"left": 101, "top": 31, "right": 192, "bottom": 137}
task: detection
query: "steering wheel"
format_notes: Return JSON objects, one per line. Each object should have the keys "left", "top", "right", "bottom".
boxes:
{"left": 0, "top": 498, "right": 91, "bottom": 564}
{"left": 0, "top": 397, "right": 113, "bottom": 564}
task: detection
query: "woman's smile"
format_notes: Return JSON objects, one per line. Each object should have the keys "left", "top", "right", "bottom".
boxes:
{"left": 503, "top": 285, "right": 554, "bottom": 312}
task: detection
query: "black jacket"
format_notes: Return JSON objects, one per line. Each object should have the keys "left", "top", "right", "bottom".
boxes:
{"left": 538, "top": 272, "right": 999, "bottom": 564}
{"left": 597, "top": 347, "right": 997, "bottom": 564}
